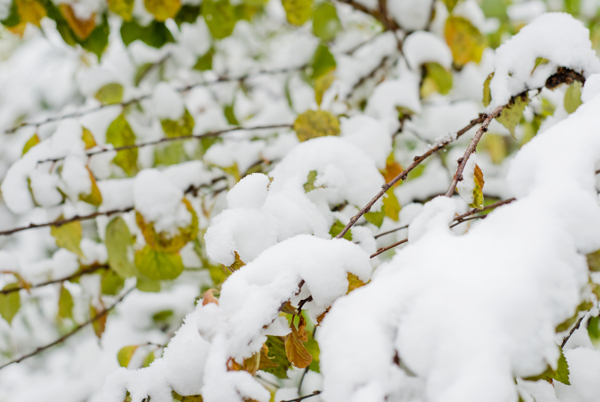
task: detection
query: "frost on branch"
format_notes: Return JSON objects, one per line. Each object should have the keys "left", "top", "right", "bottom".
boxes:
{"left": 104, "top": 235, "right": 371, "bottom": 402}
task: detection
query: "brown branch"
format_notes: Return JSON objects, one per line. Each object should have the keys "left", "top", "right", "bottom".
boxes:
{"left": 4, "top": 66, "right": 306, "bottom": 135}
{"left": 0, "top": 177, "right": 226, "bottom": 237}
{"left": 37, "top": 124, "right": 292, "bottom": 164}
{"left": 444, "top": 105, "right": 504, "bottom": 198}
{"left": 561, "top": 315, "right": 586, "bottom": 349}
{"left": 0, "top": 286, "right": 134, "bottom": 370}
{"left": 0, "top": 265, "right": 108, "bottom": 295}
{"left": 282, "top": 391, "right": 322, "bottom": 402}
{"left": 335, "top": 114, "right": 486, "bottom": 240}
{"left": 374, "top": 224, "right": 409, "bottom": 239}
{"left": 370, "top": 238, "right": 408, "bottom": 258}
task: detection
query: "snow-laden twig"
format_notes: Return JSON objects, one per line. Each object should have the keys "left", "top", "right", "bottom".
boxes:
{"left": 0, "top": 286, "right": 134, "bottom": 370}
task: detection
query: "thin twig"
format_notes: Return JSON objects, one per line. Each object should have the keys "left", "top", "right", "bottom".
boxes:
{"left": 444, "top": 105, "right": 504, "bottom": 197}
{"left": 561, "top": 315, "right": 585, "bottom": 348}
{"left": 0, "top": 177, "right": 226, "bottom": 237}
{"left": 37, "top": 124, "right": 292, "bottom": 164}
{"left": 335, "top": 114, "right": 486, "bottom": 240}
{"left": 281, "top": 391, "right": 322, "bottom": 402}
{"left": 370, "top": 238, "right": 408, "bottom": 258}
{"left": 374, "top": 224, "right": 408, "bottom": 239}
{"left": 4, "top": 67, "right": 306, "bottom": 135}
{"left": 0, "top": 265, "right": 108, "bottom": 295}
{"left": 0, "top": 286, "right": 134, "bottom": 370}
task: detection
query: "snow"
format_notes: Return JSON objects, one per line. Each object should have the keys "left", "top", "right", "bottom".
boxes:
{"left": 151, "top": 83, "right": 185, "bottom": 121}
{"left": 403, "top": 31, "right": 453, "bottom": 71}
{"left": 489, "top": 13, "right": 600, "bottom": 108}
{"left": 455, "top": 153, "right": 477, "bottom": 206}
{"left": 387, "top": 0, "right": 434, "bottom": 32}
{"left": 340, "top": 115, "right": 391, "bottom": 169}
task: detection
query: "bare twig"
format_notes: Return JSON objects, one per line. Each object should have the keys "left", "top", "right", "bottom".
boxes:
{"left": 561, "top": 315, "right": 586, "bottom": 348}
{"left": 282, "top": 391, "right": 322, "bottom": 402}
{"left": 444, "top": 106, "right": 504, "bottom": 197}
{"left": 0, "top": 265, "right": 108, "bottom": 295}
{"left": 38, "top": 124, "right": 292, "bottom": 164}
{"left": 0, "top": 286, "right": 134, "bottom": 370}
{"left": 0, "top": 177, "right": 226, "bottom": 237}
{"left": 374, "top": 224, "right": 408, "bottom": 239}
{"left": 335, "top": 114, "right": 486, "bottom": 240}
{"left": 370, "top": 238, "right": 408, "bottom": 258}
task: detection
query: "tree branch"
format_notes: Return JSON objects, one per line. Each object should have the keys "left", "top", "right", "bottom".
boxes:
{"left": 444, "top": 105, "right": 504, "bottom": 197}
{"left": 37, "top": 124, "right": 292, "bottom": 165}
{"left": 561, "top": 315, "right": 585, "bottom": 348}
{"left": 0, "top": 286, "right": 134, "bottom": 370}
{"left": 0, "top": 177, "right": 225, "bottom": 237}
{"left": 281, "top": 391, "right": 322, "bottom": 402}
{"left": 0, "top": 265, "right": 108, "bottom": 295}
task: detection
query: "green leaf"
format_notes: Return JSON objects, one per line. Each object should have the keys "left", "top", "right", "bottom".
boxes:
{"left": 312, "top": 2, "right": 340, "bottom": 41}
{"left": 304, "top": 336, "right": 320, "bottom": 373}
{"left": 202, "top": 0, "right": 236, "bottom": 40}
{"left": 120, "top": 20, "right": 175, "bottom": 48}
{"left": 303, "top": 170, "right": 320, "bottom": 193}
{"left": 194, "top": 48, "right": 214, "bottom": 71}
{"left": 155, "top": 142, "right": 187, "bottom": 166}
{"left": 420, "top": 62, "right": 453, "bottom": 98}
{"left": 223, "top": 104, "right": 239, "bottom": 125}
{"left": 161, "top": 108, "right": 195, "bottom": 138}
{"left": 107, "top": 0, "right": 134, "bottom": 20}
{"left": 261, "top": 336, "right": 291, "bottom": 379}
{"left": 134, "top": 63, "right": 154, "bottom": 86}
{"left": 444, "top": 16, "right": 487, "bottom": 67}
{"left": 496, "top": 94, "right": 529, "bottom": 140}
{"left": 329, "top": 220, "right": 352, "bottom": 241}
{"left": 106, "top": 114, "right": 138, "bottom": 176}
{"left": 135, "top": 246, "right": 184, "bottom": 281}
{"left": 524, "top": 346, "right": 570, "bottom": 385}
{"left": 94, "top": 83, "right": 124, "bottom": 105}
{"left": 136, "top": 278, "right": 161, "bottom": 292}
{"left": 442, "top": 0, "right": 461, "bottom": 12}
{"left": 101, "top": 269, "right": 125, "bottom": 295}
{"left": 311, "top": 43, "right": 336, "bottom": 80}
{"left": 531, "top": 57, "right": 549, "bottom": 75}
{"left": 483, "top": 72, "right": 493, "bottom": 107}
{"left": 78, "top": 15, "right": 110, "bottom": 58}
{"left": 314, "top": 71, "right": 335, "bottom": 107}
{"left": 51, "top": 220, "right": 84, "bottom": 258}
{"left": 117, "top": 345, "right": 139, "bottom": 368}
{"left": 144, "top": 0, "right": 181, "bottom": 21}
{"left": 58, "top": 285, "right": 74, "bottom": 320}
{"left": 174, "top": 4, "right": 201, "bottom": 26}
{"left": 564, "top": 82, "right": 582, "bottom": 114}
{"left": 142, "top": 350, "right": 156, "bottom": 367}
{"left": 1, "top": 0, "right": 20, "bottom": 27}
{"left": 293, "top": 109, "right": 340, "bottom": 142}
{"left": 106, "top": 217, "right": 137, "bottom": 278}
{"left": 22, "top": 133, "right": 40, "bottom": 156}
{"left": 588, "top": 316, "right": 600, "bottom": 344}
{"left": 587, "top": 249, "right": 600, "bottom": 272}
{"left": 281, "top": 0, "right": 312, "bottom": 26}
{"left": 364, "top": 210, "right": 385, "bottom": 228}
{"left": 152, "top": 309, "right": 173, "bottom": 322}
{"left": 0, "top": 283, "right": 20, "bottom": 325}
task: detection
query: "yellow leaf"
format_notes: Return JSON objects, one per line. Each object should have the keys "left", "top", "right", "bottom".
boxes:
{"left": 144, "top": 0, "right": 181, "bottom": 22}
{"left": 22, "top": 133, "right": 40, "bottom": 155}
{"left": 90, "top": 302, "right": 107, "bottom": 339}
{"left": 383, "top": 190, "right": 401, "bottom": 221}
{"left": 316, "top": 307, "right": 330, "bottom": 325}
{"left": 258, "top": 343, "right": 279, "bottom": 370}
{"left": 0, "top": 283, "right": 20, "bottom": 325}
{"left": 497, "top": 94, "right": 529, "bottom": 140}
{"left": 59, "top": 4, "right": 96, "bottom": 40}
{"left": 444, "top": 16, "right": 487, "bottom": 67}
{"left": 82, "top": 127, "right": 97, "bottom": 150}
{"left": 281, "top": 0, "right": 312, "bottom": 26}
{"left": 51, "top": 219, "right": 84, "bottom": 258}
{"left": 293, "top": 110, "right": 340, "bottom": 142}
{"left": 284, "top": 325, "right": 312, "bottom": 369}
{"left": 483, "top": 73, "right": 493, "bottom": 107}
{"left": 347, "top": 272, "right": 366, "bottom": 294}
{"left": 108, "top": 0, "right": 134, "bottom": 21}
{"left": 242, "top": 351, "right": 261, "bottom": 376}
{"left": 106, "top": 114, "right": 138, "bottom": 176}
{"left": 117, "top": 345, "right": 139, "bottom": 368}
{"left": 58, "top": 285, "right": 74, "bottom": 320}
{"left": 95, "top": 83, "right": 124, "bottom": 105}
{"left": 79, "top": 167, "right": 103, "bottom": 206}
{"left": 314, "top": 71, "right": 335, "bottom": 107}
{"left": 471, "top": 164, "right": 485, "bottom": 209}
{"left": 380, "top": 154, "right": 403, "bottom": 186}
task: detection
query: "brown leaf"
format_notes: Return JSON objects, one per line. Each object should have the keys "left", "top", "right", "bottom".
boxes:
{"left": 202, "top": 289, "right": 219, "bottom": 306}
{"left": 242, "top": 351, "right": 261, "bottom": 376}
{"left": 90, "top": 302, "right": 107, "bottom": 339}
{"left": 316, "top": 307, "right": 330, "bottom": 325}
{"left": 59, "top": 4, "right": 96, "bottom": 40}
{"left": 380, "top": 154, "right": 403, "bottom": 185}
{"left": 285, "top": 325, "right": 312, "bottom": 369}
{"left": 297, "top": 315, "right": 308, "bottom": 342}
{"left": 258, "top": 344, "right": 279, "bottom": 370}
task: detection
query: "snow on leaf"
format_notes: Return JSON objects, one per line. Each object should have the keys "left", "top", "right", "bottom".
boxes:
{"left": 303, "top": 170, "right": 321, "bottom": 193}
{"left": 51, "top": 220, "right": 84, "bottom": 258}
{"left": 0, "top": 283, "right": 20, "bottom": 325}
{"left": 329, "top": 220, "right": 352, "bottom": 241}
{"left": 94, "top": 83, "right": 124, "bottom": 105}
{"left": 160, "top": 109, "right": 194, "bottom": 138}
{"left": 101, "top": 269, "right": 125, "bottom": 295}
{"left": 79, "top": 167, "right": 103, "bottom": 207}
{"left": 497, "top": 94, "right": 529, "bottom": 140}
{"left": 106, "top": 217, "right": 137, "bottom": 279}
{"left": 142, "top": 350, "right": 155, "bottom": 368}
{"left": 117, "top": 345, "right": 139, "bottom": 368}
{"left": 420, "top": 62, "right": 453, "bottom": 98}
{"left": 347, "top": 272, "right": 366, "bottom": 294}
{"left": 587, "top": 249, "right": 600, "bottom": 272}
{"left": 58, "top": 285, "right": 74, "bottom": 320}
{"left": 293, "top": 110, "right": 340, "bottom": 142}
{"left": 564, "top": 82, "right": 583, "bottom": 114}
{"left": 82, "top": 127, "right": 97, "bottom": 150}
{"left": 227, "top": 251, "right": 246, "bottom": 272}
{"left": 202, "top": 0, "right": 235, "bottom": 39}
{"left": 59, "top": 4, "right": 96, "bottom": 40}
{"left": 144, "top": 0, "right": 181, "bottom": 22}
{"left": 21, "top": 133, "right": 40, "bottom": 155}
{"left": 108, "top": 0, "right": 134, "bottom": 21}
{"left": 444, "top": 16, "right": 487, "bottom": 67}
{"left": 282, "top": 0, "right": 312, "bottom": 26}
{"left": 106, "top": 114, "right": 138, "bottom": 176}
{"left": 311, "top": 43, "right": 336, "bottom": 80}
{"left": 120, "top": 20, "right": 174, "bottom": 48}
{"left": 285, "top": 324, "right": 312, "bottom": 369}
{"left": 531, "top": 57, "right": 550, "bottom": 75}
{"left": 524, "top": 347, "right": 570, "bottom": 385}
{"left": 312, "top": 2, "right": 340, "bottom": 41}
{"left": 134, "top": 246, "right": 185, "bottom": 281}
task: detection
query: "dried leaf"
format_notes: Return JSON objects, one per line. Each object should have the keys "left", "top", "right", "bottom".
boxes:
{"left": 471, "top": 164, "right": 485, "bottom": 209}
{"left": 59, "top": 4, "right": 96, "bottom": 40}
{"left": 90, "top": 303, "right": 107, "bottom": 339}
{"left": 261, "top": 336, "right": 291, "bottom": 378}
{"left": 297, "top": 315, "right": 308, "bottom": 342}
{"left": 294, "top": 110, "right": 340, "bottom": 142}
{"left": 226, "top": 251, "right": 246, "bottom": 272}
{"left": 285, "top": 325, "right": 312, "bottom": 369}
{"left": 202, "top": 289, "right": 219, "bottom": 306}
